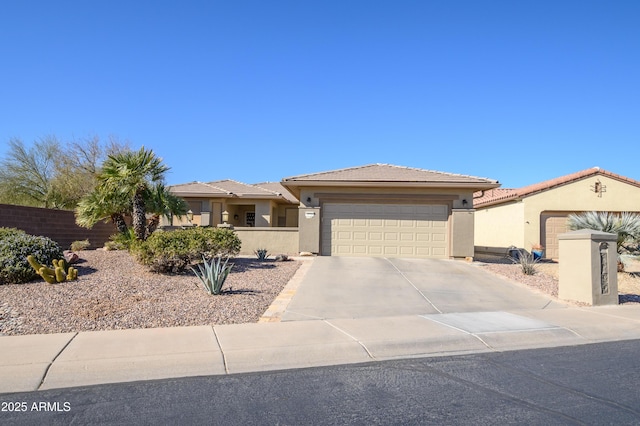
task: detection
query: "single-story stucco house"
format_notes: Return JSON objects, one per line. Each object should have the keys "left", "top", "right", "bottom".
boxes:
{"left": 474, "top": 167, "right": 640, "bottom": 259}
{"left": 167, "top": 164, "right": 500, "bottom": 259}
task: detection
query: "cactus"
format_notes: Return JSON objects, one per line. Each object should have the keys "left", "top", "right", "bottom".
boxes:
{"left": 27, "top": 255, "right": 78, "bottom": 283}
{"left": 38, "top": 266, "right": 57, "bottom": 284}
{"left": 27, "top": 255, "right": 44, "bottom": 272}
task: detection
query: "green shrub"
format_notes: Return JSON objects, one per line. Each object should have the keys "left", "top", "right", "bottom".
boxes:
{"left": 0, "top": 227, "right": 26, "bottom": 240}
{"left": 131, "top": 227, "right": 241, "bottom": 273}
{"left": 0, "top": 232, "right": 63, "bottom": 284}
{"left": 105, "top": 229, "right": 137, "bottom": 251}
{"left": 70, "top": 239, "right": 91, "bottom": 251}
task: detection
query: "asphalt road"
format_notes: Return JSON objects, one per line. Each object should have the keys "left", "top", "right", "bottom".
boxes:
{"left": 2, "top": 340, "right": 640, "bottom": 425}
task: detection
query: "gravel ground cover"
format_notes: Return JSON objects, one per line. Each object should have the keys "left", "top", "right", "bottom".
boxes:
{"left": 0, "top": 250, "right": 301, "bottom": 336}
{"left": 475, "top": 254, "right": 640, "bottom": 305}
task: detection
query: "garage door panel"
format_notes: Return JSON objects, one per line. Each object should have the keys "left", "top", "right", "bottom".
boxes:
{"left": 368, "top": 246, "right": 383, "bottom": 255}
{"left": 384, "top": 246, "right": 399, "bottom": 255}
{"left": 432, "top": 233, "right": 447, "bottom": 242}
{"left": 432, "top": 247, "right": 447, "bottom": 256}
{"left": 353, "top": 231, "right": 367, "bottom": 240}
{"left": 384, "top": 232, "right": 399, "bottom": 241}
{"left": 400, "top": 233, "right": 415, "bottom": 241}
{"left": 353, "top": 245, "right": 367, "bottom": 254}
{"left": 400, "top": 246, "right": 415, "bottom": 255}
{"left": 369, "top": 232, "right": 383, "bottom": 240}
{"left": 322, "top": 203, "right": 449, "bottom": 258}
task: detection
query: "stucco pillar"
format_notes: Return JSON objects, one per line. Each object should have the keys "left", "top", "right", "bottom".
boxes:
{"left": 558, "top": 229, "right": 618, "bottom": 306}
{"left": 254, "top": 201, "right": 271, "bottom": 227}
{"left": 451, "top": 209, "right": 475, "bottom": 258}
{"left": 298, "top": 207, "right": 321, "bottom": 254}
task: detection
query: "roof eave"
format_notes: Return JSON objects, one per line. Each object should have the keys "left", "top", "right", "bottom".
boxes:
{"left": 475, "top": 196, "right": 523, "bottom": 208}
{"left": 281, "top": 180, "right": 500, "bottom": 190}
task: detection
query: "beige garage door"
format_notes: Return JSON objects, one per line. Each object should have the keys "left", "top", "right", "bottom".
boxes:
{"left": 321, "top": 203, "right": 449, "bottom": 258}
{"left": 541, "top": 213, "right": 574, "bottom": 260}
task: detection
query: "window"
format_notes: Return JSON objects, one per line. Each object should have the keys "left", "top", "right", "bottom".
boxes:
{"left": 246, "top": 212, "right": 255, "bottom": 227}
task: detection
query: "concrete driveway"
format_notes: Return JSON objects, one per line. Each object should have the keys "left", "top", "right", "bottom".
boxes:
{"left": 281, "top": 257, "right": 566, "bottom": 321}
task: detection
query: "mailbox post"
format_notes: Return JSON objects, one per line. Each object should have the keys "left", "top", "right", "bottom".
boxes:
{"left": 558, "top": 229, "right": 618, "bottom": 306}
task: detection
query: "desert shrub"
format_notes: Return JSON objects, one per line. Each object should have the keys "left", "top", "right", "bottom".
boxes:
{"left": 105, "top": 229, "right": 137, "bottom": 251}
{"left": 0, "top": 227, "right": 26, "bottom": 240}
{"left": 509, "top": 250, "right": 539, "bottom": 275}
{"left": 131, "top": 227, "right": 241, "bottom": 273}
{"left": 70, "top": 239, "right": 91, "bottom": 251}
{"left": 0, "top": 232, "right": 63, "bottom": 284}
{"left": 254, "top": 248, "right": 270, "bottom": 261}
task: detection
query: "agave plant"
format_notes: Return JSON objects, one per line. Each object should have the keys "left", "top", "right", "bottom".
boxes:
{"left": 190, "top": 255, "right": 234, "bottom": 295}
{"left": 567, "top": 211, "right": 640, "bottom": 252}
{"left": 567, "top": 211, "right": 640, "bottom": 270}
{"left": 254, "top": 248, "right": 270, "bottom": 261}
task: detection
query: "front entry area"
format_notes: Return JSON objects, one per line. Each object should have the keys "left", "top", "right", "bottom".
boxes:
{"left": 321, "top": 203, "right": 449, "bottom": 258}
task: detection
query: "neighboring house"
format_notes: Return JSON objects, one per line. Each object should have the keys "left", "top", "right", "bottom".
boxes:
{"left": 474, "top": 167, "right": 640, "bottom": 259}
{"left": 165, "top": 180, "right": 299, "bottom": 228}
{"left": 282, "top": 164, "right": 499, "bottom": 258}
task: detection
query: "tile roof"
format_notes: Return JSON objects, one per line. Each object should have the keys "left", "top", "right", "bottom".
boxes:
{"left": 282, "top": 163, "right": 498, "bottom": 184}
{"left": 474, "top": 167, "right": 640, "bottom": 207}
{"left": 170, "top": 179, "right": 285, "bottom": 199}
{"left": 252, "top": 182, "right": 299, "bottom": 203}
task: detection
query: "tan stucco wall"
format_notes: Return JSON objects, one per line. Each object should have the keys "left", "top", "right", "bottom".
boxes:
{"left": 474, "top": 201, "right": 525, "bottom": 250}
{"left": 235, "top": 228, "right": 299, "bottom": 255}
{"left": 451, "top": 209, "right": 475, "bottom": 258}
{"left": 298, "top": 207, "right": 321, "bottom": 253}
{"left": 295, "top": 185, "right": 475, "bottom": 257}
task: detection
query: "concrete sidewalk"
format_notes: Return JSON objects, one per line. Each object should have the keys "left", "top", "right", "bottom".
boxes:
{"left": 3, "top": 256, "right": 640, "bottom": 394}
{"left": 3, "top": 305, "right": 640, "bottom": 393}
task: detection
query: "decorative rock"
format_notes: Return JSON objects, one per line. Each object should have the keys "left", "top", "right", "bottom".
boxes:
{"left": 64, "top": 250, "right": 80, "bottom": 264}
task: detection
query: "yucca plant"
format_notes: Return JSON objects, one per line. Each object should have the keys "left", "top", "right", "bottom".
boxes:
{"left": 567, "top": 211, "right": 640, "bottom": 270}
{"left": 509, "top": 250, "right": 539, "bottom": 275}
{"left": 190, "top": 255, "right": 234, "bottom": 295}
{"left": 254, "top": 248, "right": 270, "bottom": 261}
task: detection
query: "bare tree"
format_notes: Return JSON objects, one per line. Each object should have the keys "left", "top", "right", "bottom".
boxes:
{"left": 0, "top": 135, "right": 131, "bottom": 209}
{"left": 0, "top": 137, "right": 61, "bottom": 208}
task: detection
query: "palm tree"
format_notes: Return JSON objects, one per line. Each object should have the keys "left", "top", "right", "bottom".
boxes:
{"left": 75, "top": 185, "right": 131, "bottom": 234}
{"left": 98, "top": 147, "right": 169, "bottom": 240}
{"left": 144, "top": 183, "right": 189, "bottom": 236}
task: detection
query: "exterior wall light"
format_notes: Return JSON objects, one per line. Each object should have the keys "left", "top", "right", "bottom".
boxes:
{"left": 186, "top": 210, "right": 194, "bottom": 221}
{"left": 222, "top": 210, "right": 230, "bottom": 223}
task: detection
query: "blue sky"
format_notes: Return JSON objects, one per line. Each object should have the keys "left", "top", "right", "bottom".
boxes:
{"left": 1, "top": 1, "right": 638, "bottom": 188}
